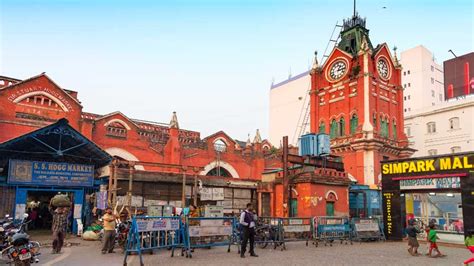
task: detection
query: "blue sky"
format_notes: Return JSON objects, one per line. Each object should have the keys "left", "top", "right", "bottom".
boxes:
{"left": 0, "top": 0, "right": 472, "bottom": 142}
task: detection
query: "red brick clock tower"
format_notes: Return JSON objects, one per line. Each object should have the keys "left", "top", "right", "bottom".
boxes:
{"left": 309, "top": 14, "right": 415, "bottom": 187}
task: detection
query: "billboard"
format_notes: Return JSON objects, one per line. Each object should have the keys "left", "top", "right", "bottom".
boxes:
{"left": 444, "top": 52, "right": 474, "bottom": 99}
{"left": 8, "top": 160, "right": 95, "bottom": 187}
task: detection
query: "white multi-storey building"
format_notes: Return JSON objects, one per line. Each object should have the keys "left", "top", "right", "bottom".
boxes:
{"left": 400, "top": 45, "right": 444, "bottom": 115}
{"left": 268, "top": 71, "right": 310, "bottom": 146}
{"left": 404, "top": 96, "right": 474, "bottom": 157}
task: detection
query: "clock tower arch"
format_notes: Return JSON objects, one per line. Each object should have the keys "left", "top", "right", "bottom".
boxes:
{"left": 310, "top": 14, "right": 415, "bottom": 187}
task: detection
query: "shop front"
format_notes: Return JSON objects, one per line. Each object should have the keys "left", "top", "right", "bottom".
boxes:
{"left": 381, "top": 152, "right": 474, "bottom": 242}
{"left": 0, "top": 119, "right": 112, "bottom": 233}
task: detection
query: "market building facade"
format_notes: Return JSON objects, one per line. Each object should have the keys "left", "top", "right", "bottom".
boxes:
{"left": 0, "top": 73, "right": 278, "bottom": 224}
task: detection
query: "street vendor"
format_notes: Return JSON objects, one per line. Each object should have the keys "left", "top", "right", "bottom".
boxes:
{"left": 101, "top": 207, "right": 117, "bottom": 254}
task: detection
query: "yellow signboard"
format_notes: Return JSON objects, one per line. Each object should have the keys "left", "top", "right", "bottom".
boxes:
{"left": 382, "top": 155, "right": 474, "bottom": 175}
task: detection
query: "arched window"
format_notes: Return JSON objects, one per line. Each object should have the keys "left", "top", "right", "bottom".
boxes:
{"left": 350, "top": 114, "right": 358, "bottom": 134}
{"left": 330, "top": 119, "right": 338, "bottom": 138}
{"left": 338, "top": 117, "right": 345, "bottom": 137}
{"left": 380, "top": 118, "right": 389, "bottom": 138}
{"left": 206, "top": 167, "right": 232, "bottom": 177}
{"left": 213, "top": 139, "right": 227, "bottom": 152}
{"left": 319, "top": 121, "right": 326, "bottom": 134}
{"left": 392, "top": 120, "right": 397, "bottom": 139}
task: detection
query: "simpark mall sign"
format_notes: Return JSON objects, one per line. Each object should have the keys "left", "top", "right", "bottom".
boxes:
{"left": 381, "top": 153, "right": 474, "bottom": 240}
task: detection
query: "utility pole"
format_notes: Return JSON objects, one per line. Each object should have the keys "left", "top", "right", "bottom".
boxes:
{"left": 182, "top": 166, "right": 187, "bottom": 208}
{"left": 283, "top": 136, "right": 290, "bottom": 217}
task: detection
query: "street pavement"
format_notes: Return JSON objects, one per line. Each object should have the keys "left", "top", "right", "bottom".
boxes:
{"left": 9, "top": 235, "right": 470, "bottom": 266}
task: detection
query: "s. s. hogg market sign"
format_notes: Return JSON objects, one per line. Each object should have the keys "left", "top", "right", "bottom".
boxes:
{"left": 8, "top": 160, "right": 94, "bottom": 187}
{"left": 382, "top": 154, "right": 474, "bottom": 175}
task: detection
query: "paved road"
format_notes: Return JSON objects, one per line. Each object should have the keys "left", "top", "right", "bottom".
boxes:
{"left": 24, "top": 237, "right": 471, "bottom": 266}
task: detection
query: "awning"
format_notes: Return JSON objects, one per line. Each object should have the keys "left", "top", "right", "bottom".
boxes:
{"left": 0, "top": 118, "right": 112, "bottom": 170}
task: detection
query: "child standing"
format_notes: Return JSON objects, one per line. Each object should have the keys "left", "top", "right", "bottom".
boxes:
{"left": 406, "top": 219, "right": 420, "bottom": 256}
{"left": 428, "top": 223, "right": 445, "bottom": 258}
{"left": 464, "top": 230, "right": 474, "bottom": 265}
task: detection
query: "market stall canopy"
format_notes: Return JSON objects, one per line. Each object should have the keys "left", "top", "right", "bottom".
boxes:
{"left": 0, "top": 118, "right": 112, "bottom": 170}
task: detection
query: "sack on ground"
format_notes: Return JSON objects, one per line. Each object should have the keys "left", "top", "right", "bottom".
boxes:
{"left": 82, "top": 230, "right": 100, "bottom": 241}
{"left": 51, "top": 195, "right": 71, "bottom": 207}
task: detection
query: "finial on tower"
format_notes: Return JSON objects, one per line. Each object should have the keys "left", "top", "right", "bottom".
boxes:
{"left": 170, "top": 111, "right": 179, "bottom": 129}
{"left": 253, "top": 129, "right": 262, "bottom": 144}
{"left": 393, "top": 46, "right": 400, "bottom": 66}
{"left": 246, "top": 134, "right": 252, "bottom": 147}
{"left": 311, "top": 51, "right": 320, "bottom": 70}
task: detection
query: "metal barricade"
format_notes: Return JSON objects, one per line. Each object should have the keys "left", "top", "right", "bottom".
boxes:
{"left": 254, "top": 217, "right": 285, "bottom": 250}
{"left": 313, "top": 216, "right": 352, "bottom": 247}
{"left": 280, "top": 217, "right": 313, "bottom": 246}
{"left": 185, "top": 216, "right": 236, "bottom": 258}
{"left": 123, "top": 216, "right": 186, "bottom": 266}
{"left": 351, "top": 217, "right": 385, "bottom": 242}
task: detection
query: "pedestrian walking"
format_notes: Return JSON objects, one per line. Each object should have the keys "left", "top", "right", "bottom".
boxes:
{"left": 427, "top": 223, "right": 445, "bottom": 258}
{"left": 406, "top": 219, "right": 420, "bottom": 256}
{"left": 464, "top": 229, "right": 474, "bottom": 265}
{"left": 101, "top": 207, "right": 117, "bottom": 254}
{"left": 240, "top": 203, "right": 258, "bottom": 258}
{"left": 50, "top": 205, "right": 68, "bottom": 254}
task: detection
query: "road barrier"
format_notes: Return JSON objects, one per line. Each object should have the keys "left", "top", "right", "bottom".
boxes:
{"left": 280, "top": 217, "right": 313, "bottom": 246}
{"left": 313, "top": 216, "right": 352, "bottom": 247}
{"left": 255, "top": 217, "right": 285, "bottom": 250}
{"left": 351, "top": 217, "right": 385, "bottom": 242}
{"left": 184, "top": 216, "right": 237, "bottom": 258}
{"left": 123, "top": 216, "right": 186, "bottom": 266}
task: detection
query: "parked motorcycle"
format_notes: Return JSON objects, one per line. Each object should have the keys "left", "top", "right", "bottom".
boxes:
{"left": 1, "top": 214, "right": 41, "bottom": 266}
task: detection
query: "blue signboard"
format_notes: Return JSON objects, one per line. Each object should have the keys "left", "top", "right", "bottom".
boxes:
{"left": 8, "top": 160, "right": 94, "bottom": 187}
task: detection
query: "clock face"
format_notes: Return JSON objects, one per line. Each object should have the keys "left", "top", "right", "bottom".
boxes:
{"left": 377, "top": 58, "right": 390, "bottom": 80}
{"left": 328, "top": 60, "right": 348, "bottom": 81}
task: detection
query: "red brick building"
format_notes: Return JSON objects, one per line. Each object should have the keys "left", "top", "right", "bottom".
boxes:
{"left": 309, "top": 15, "right": 415, "bottom": 187}
{"left": 0, "top": 73, "right": 277, "bottom": 213}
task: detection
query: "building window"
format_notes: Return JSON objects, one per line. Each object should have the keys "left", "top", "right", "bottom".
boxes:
{"left": 427, "top": 122, "right": 436, "bottom": 133}
{"left": 407, "top": 70, "right": 411, "bottom": 75}
{"left": 428, "top": 149, "right": 438, "bottom": 156}
{"left": 408, "top": 95, "right": 411, "bottom": 100}
{"left": 330, "top": 119, "right": 338, "bottom": 138}
{"left": 431, "top": 78, "right": 434, "bottom": 84}
{"left": 213, "top": 139, "right": 227, "bottom": 152}
{"left": 319, "top": 121, "right": 326, "bottom": 134}
{"left": 404, "top": 84, "right": 407, "bottom": 88}
{"left": 408, "top": 83, "right": 411, "bottom": 87}
{"left": 392, "top": 120, "right": 397, "bottom": 139}
{"left": 380, "top": 118, "right": 389, "bottom": 138}
{"left": 403, "top": 71, "right": 406, "bottom": 76}
{"left": 439, "top": 94, "right": 443, "bottom": 101}
{"left": 350, "top": 114, "right": 358, "bottom": 134}
{"left": 405, "top": 126, "right": 411, "bottom": 137}
{"left": 449, "top": 117, "right": 460, "bottom": 130}
{"left": 338, "top": 117, "right": 345, "bottom": 137}
{"left": 451, "top": 146, "right": 461, "bottom": 153}
{"left": 431, "top": 66, "right": 434, "bottom": 72}
{"left": 404, "top": 108, "right": 407, "bottom": 112}
{"left": 408, "top": 107, "right": 411, "bottom": 111}
{"left": 431, "top": 90, "right": 435, "bottom": 97}
{"left": 106, "top": 122, "right": 128, "bottom": 138}
{"left": 404, "top": 96, "right": 406, "bottom": 100}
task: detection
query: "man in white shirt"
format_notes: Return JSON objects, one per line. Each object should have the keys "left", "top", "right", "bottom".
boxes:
{"left": 239, "top": 203, "right": 258, "bottom": 258}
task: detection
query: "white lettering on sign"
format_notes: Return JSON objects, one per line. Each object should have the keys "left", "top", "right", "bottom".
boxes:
{"left": 188, "top": 225, "right": 232, "bottom": 237}
{"left": 354, "top": 223, "right": 379, "bottom": 232}
{"left": 7, "top": 86, "right": 74, "bottom": 112}
{"left": 283, "top": 225, "right": 311, "bottom": 232}
{"left": 400, "top": 177, "right": 461, "bottom": 190}
{"left": 136, "top": 218, "right": 180, "bottom": 232}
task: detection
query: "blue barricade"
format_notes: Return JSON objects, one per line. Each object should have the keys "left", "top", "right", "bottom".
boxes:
{"left": 184, "top": 216, "right": 237, "bottom": 258}
{"left": 313, "top": 216, "right": 352, "bottom": 247}
{"left": 123, "top": 216, "right": 186, "bottom": 266}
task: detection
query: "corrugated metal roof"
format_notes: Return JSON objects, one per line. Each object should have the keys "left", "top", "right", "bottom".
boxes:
{"left": 0, "top": 118, "right": 112, "bottom": 170}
